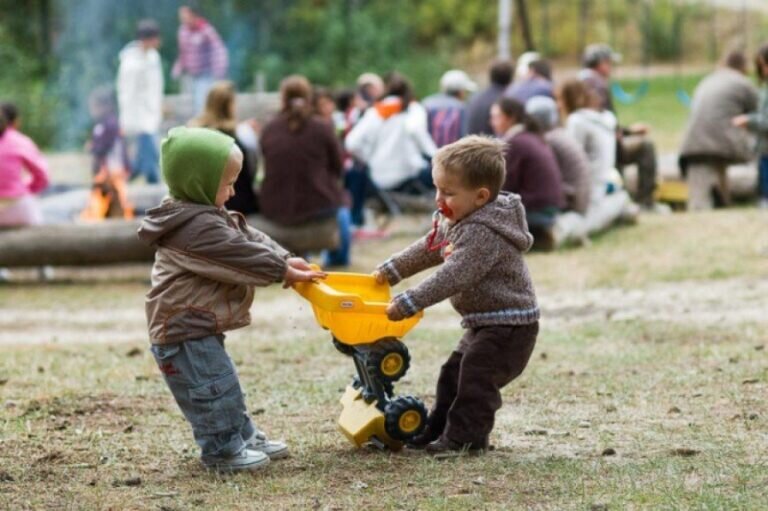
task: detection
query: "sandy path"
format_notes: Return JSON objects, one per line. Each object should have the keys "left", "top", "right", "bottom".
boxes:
{"left": 2, "top": 276, "right": 767, "bottom": 347}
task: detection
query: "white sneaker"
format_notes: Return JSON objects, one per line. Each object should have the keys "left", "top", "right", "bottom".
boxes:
{"left": 201, "top": 448, "right": 270, "bottom": 473}
{"left": 758, "top": 198, "right": 768, "bottom": 209}
{"left": 246, "top": 431, "right": 289, "bottom": 460}
{"left": 0, "top": 268, "right": 9, "bottom": 282}
{"left": 619, "top": 202, "right": 641, "bottom": 225}
{"left": 38, "top": 266, "right": 54, "bottom": 281}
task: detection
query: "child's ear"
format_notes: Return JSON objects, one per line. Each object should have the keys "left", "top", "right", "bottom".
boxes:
{"left": 475, "top": 187, "right": 491, "bottom": 205}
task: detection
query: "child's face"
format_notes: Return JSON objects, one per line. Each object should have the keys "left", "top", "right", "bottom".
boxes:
{"left": 214, "top": 147, "right": 243, "bottom": 207}
{"left": 490, "top": 103, "right": 514, "bottom": 136}
{"left": 317, "top": 96, "right": 336, "bottom": 118}
{"left": 432, "top": 165, "right": 491, "bottom": 224}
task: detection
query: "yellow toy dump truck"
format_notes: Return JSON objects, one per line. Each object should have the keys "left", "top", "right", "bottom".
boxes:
{"left": 294, "top": 270, "right": 427, "bottom": 450}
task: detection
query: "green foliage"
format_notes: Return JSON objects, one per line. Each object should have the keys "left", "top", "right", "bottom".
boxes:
{"left": 245, "top": 0, "right": 451, "bottom": 96}
{"left": 0, "top": 0, "right": 764, "bottom": 149}
{"left": 0, "top": 11, "right": 58, "bottom": 147}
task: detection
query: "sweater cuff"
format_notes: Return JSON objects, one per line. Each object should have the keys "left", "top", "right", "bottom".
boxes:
{"left": 377, "top": 259, "right": 403, "bottom": 285}
{"left": 746, "top": 113, "right": 759, "bottom": 131}
{"left": 392, "top": 291, "right": 420, "bottom": 318}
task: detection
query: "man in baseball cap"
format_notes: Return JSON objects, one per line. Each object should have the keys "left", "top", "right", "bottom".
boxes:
{"left": 423, "top": 70, "right": 477, "bottom": 147}
{"left": 578, "top": 42, "right": 659, "bottom": 210}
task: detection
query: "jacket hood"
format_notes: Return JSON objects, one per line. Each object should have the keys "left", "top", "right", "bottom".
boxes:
{"left": 137, "top": 198, "right": 219, "bottom": 246}
{"left": 161, "top": 126, "right": 235, "bottom": 206}
{"left": 458, "top": 192, "right": 533, "bottom": 252}
{"left": 119, "top": 41, "right": 157, "bottom": 63}
{"left": 119, "top": 41, "right": 140, "bottom": 60}
{"left": 576, "top": 108, "right": 616, "bottom": 130}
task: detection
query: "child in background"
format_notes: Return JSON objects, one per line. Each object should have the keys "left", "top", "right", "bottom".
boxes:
{"left": 82, "top": 86, "right": 134, "bottom": 219}
{"left": 88, "top": 86, "right": 130, "bottom": 178}
{"left": 374, "top": 136, "right": 539, "bottom": 454}
{"left": 138, "top": 127, "right": 325, "bottom": 472}
{"left": 734, "top": 43, "right": 768, "bottom": 208}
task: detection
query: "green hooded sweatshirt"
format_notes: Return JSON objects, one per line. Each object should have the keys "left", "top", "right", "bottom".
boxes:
{"left": 161, "top": 126, "right": 235, "bottom": 205}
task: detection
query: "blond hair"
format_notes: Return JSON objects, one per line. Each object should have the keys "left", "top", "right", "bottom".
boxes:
{"left": 433, "top": 135, "right": 506, "bottom": 199}
{"left": 190, "top": 81, "right": 237, "bottom": 133}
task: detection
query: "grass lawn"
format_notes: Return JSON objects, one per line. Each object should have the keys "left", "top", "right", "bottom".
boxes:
{"left": 614, "top": 73, "right": 704, "bottom": 154}
{"left": 1, "top": 209, "right": 767, "bottom": 510}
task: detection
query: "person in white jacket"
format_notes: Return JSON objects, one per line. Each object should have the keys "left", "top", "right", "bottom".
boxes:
{"left": 117, "top": 19, "right": 164, "bottom": 184}
{"left": 345, "top": 73, "right": 437, "bottom": 191}
{"left": 554, "top": 79, "right": 637, "bottom": 243}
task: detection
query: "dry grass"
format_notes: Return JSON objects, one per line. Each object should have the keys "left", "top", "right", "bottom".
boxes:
{"left": 1, "top": 209, "right": 767, "bottom": 510}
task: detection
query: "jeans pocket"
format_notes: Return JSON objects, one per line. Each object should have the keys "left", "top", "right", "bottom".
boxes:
{"left": 151, "top": 344, "right": 181, "bottom": 361}
{"left": 187, "top": 372, "right": 245, "bottom": 435}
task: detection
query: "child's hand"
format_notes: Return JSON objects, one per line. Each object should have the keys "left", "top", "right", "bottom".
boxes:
{"left": 286, "top": 257, "right": 314, "bottom": 272}
{"left": 386, "top": 302, "right": 406, "bottom": 321}
{"left": 373, "top": 270, "right": 387, "bottom": 285}
{"left": 283, "top": 265, "right": 326, "bottom": 288}
{"left": 732, "top": 114, "right": 749, "bottom": 129}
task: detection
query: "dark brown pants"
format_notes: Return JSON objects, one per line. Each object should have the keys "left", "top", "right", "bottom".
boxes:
{"left": 428, "top": 323, "right": 538, "bottom": 447}
{"left": 618, "top": 134, "right": 658, "bottom": 208}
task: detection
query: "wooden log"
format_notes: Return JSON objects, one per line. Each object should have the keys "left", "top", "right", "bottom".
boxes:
{"left": 0, "top": 220, "right": 153, "bottom": 267}
{"left": 0, "top": 215, "right": 338, "bottom": 268}
{"left": 40, "top": 184, "right": 169, "bottom": 223}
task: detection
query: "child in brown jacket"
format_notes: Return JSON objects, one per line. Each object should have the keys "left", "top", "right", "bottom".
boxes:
{"left": 375, "top": 135, "right": 539, "bottom": 454}
{"left": 138, "top": 127, "right": 324, "bottom": 472}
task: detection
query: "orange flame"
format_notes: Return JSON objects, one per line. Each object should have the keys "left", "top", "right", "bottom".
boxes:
{"left": 80, "top": 167, "right": 134, "bottom": 221}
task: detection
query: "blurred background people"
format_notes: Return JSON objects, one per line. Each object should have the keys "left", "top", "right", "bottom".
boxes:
{"left": 260, "top": 75, "right": 350, "bottom": 267}
{"left": 172, "top": 5, "right": 229, "bottom": 114}
{"left": 466, "top": 60, "right": 514, "bottom": 136}
{"left": 117, "top": 18, "right": 163, "bottom": 184}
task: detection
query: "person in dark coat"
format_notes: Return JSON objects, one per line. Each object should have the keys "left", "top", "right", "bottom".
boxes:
{"left": 490, "top": 97, "right": 564, "bottom": 249}
{"left": 466, "top": 60, "right": 514, "bottom": 136}
{"left": 260, "top": 75, "right": 351, "bottom": 266}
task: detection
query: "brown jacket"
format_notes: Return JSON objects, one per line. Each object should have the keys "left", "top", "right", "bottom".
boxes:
{"left": 378, "top": 193, "right": 539, "bottom": 329}
{"left": 137, "top": 198, "right": 289, "bottom": 345}
{"left": 259, "top": 114, "right": 346, "bottom": 225}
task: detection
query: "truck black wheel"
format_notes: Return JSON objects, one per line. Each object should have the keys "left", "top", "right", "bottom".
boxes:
{"left": 366, "top": 339, "right": 410, "bottom": 382}
{"left": 384, "top": 395, "right": 427, "bottom": 441}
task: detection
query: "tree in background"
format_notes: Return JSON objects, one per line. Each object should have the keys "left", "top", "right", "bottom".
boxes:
{"left": 1, "top": 0, "right": 765, "bottom": 149}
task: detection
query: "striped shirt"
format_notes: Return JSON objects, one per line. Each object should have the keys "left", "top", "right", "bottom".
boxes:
{"left": 174, "top": 19, "right": 228, "bottom": 78}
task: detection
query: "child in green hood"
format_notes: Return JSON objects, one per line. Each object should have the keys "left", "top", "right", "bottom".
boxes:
{"left": 139, "top": 127, "right": 325, "bottom": 473}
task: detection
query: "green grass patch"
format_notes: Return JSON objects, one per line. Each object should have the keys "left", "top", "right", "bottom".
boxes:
{"left": 614, "top": 73, "right": 704, "bottom": 153}
{"left": 1, "top": 209, "right": 767, "bottom": 509}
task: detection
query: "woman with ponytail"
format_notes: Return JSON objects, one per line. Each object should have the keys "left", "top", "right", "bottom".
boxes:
{"left": 260, "top": 75, "right": 351, "bottom": 266}
{"left": 490, "top": 97, "right": 564, "bottom": 248}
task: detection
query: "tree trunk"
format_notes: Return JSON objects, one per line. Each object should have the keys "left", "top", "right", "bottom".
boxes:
{"left": 515, "top": 0, "right": 535, "bottom": 52}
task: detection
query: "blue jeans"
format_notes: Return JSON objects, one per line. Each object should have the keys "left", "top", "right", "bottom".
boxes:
{"left": 127, "top": 133, "right": 160, "bottom": 184}
{"left": 759, "top": 155, "right": 768, "bottom": 199}
{"left": 322, "top": 207, "right": 352, "bottom": 267}
{"left": 183, "top": 74, "right": 215, "bottom": 115}
{"left": 150, "top": 335, "right": 256, "bottom": 459}
{"left": 344, "top": 163, "right": 374, "bottom": 227}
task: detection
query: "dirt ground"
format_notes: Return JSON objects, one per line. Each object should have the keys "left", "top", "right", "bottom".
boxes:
{"left": 1, "top": 209, "right": 767, "bottom": 510}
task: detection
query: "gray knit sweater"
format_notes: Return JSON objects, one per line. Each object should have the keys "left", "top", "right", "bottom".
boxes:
{"left": 378, "top": 192, "right": 539, "bottom": 329}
